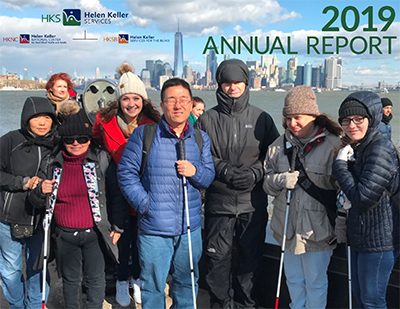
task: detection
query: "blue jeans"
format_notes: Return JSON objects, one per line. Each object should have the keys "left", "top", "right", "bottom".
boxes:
{"left": 351, "top": 249, "right": 395, "bottom": 309}
{"left": 138, "top": 228, "right": 202, "bottom": 309}
{"left": 0, "top": 221, "right": 49, "bottom": 309}
{"left": 284, "top": 250, "right": 333, "bottom": 309}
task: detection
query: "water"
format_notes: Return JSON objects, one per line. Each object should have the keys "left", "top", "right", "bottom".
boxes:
{"left": 0, "top": 89, "right": 399, "bottom": 145}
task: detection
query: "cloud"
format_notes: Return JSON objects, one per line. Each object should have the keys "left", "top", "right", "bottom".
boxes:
{"left": 124, "top": 0, "right": 299, "bottom": 35}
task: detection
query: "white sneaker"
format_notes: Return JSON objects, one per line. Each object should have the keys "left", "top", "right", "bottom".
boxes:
{"left": 115, "top": 280, "right": 131, "bottom": 307}
{"left": 130, "top": 278, "right": 142, "bottom": 304}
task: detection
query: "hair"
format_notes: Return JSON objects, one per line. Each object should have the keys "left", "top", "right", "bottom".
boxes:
{"left": 192, "top": 96, "right": 205, "bottom": 107}
{"left": 45, "top": 72, "right": 74, "bottom": 92}
{"left": 99, "top": 97, "right": 160, "bottom": 123}
{"left": 283, "top": 113, "right": 343, "bottom": 137}
{"left": 160, "top": 78, "right": 192, "bottom": 101}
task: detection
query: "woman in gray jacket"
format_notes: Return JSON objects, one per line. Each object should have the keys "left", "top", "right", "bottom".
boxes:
{"left": 263, "top": 86, "right": 342, "bottom": 309}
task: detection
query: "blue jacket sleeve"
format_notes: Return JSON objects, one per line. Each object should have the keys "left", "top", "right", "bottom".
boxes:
{"left": 117, "top": 127, "right": 149, "bottom": 215}
{"left": 189, "top": 131, "right": 215, "bottom": 189}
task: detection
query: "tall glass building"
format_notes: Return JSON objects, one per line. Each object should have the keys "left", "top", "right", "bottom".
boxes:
{"left": 174, "top": 24, "right": 184, "bottom": 78}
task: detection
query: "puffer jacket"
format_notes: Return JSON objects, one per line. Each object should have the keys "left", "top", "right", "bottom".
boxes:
{"left": 196, "top": 87, "right": 279, "bottom": 215}
{"left": 264, "top": 128, "right": 340, "bottom": 254}
{"left": 0, "top": 97, "right": 57, "bottom": 226}
{"left": 118, "top": 117, "right": 215, "bottom": 236}
{"left": 332, "top": 91, "right": 399, "bottom": 252}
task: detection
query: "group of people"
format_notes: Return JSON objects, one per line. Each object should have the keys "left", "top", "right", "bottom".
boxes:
{"left": 0, "top": 58, "right": 398, "bottom": 309}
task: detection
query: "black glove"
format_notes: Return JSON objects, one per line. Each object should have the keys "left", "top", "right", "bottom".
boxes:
{"left": 221, "top": 165, "right": 239, "bottom": 184}
{"left": 231, "top": 168, "right": 256, "bottom": 190}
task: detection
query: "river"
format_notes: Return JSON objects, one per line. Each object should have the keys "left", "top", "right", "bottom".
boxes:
{"left": 0, "top": 89, "right": 399, "bottom": 145}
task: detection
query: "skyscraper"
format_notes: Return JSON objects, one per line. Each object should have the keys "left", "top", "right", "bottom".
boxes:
{"left": 303, "top": 62, "right": 312, "bottom": 86}
{"left": 173, "top": 21, "right": 184, "bottom": 78}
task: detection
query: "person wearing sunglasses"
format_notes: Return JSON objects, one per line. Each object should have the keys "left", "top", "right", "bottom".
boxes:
{"left": 333, "top": 92, "right": 399, "bottom": 309}
{"left": 91, "top": 62, "right": 161, "bottom": 306}
{"left": 0, "top": 97, "right": 57, "bottom": 309}
{"left": 31, "top": 110, "right": 118, "bottom": 309}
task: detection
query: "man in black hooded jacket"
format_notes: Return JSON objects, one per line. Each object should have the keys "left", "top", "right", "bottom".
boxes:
{"left": 196, "top": 59, "right": 279, "bottom": 308}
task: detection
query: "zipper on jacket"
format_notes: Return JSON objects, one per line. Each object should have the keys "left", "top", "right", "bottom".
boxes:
{"left": 3, "top": 192, "right": 13, "bottom": 221}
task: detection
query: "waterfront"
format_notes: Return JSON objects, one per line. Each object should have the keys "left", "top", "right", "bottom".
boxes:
{"left": 1, "top": 89, "right": 399, "bottom": 145}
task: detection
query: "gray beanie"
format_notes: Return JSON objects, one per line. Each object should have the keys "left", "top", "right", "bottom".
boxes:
{"left": 283, "top": 86, "right": 320, "bottom": 117}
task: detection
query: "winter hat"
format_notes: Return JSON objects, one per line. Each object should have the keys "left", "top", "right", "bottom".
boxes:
{"left": 283, "top": 86, "right": 320, "bottom": 116}
{"left": 338, "top": 100, "right": 370, "bottom": 121}
{"left": 216, "top": 59, "right": 249, "bottom": 85}
{"left": 117, "top": 63, "right": 148, "bottom": 99}
{"left": 381, "top": 97, "right": 393, "bottom": 108}
{"left": 58, "top": 109, "right": 92, "bottom": 137}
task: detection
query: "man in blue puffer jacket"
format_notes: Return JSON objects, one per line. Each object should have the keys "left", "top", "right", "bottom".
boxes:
{"left": 118, "top": 78, "right": 215, "bottom": 308}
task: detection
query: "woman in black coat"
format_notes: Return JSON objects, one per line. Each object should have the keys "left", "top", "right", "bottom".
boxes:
{"left": 0, "top": 96, "right": 57, "bottom": 308}
{"left": 333, "top": 91, "right": 399, "bottom": 309}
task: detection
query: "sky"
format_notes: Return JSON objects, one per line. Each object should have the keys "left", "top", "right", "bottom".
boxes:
{"left": 0, "top": 0, "right": 399, "bottom": 86}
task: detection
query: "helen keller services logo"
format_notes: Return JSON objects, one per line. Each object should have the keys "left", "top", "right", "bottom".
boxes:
{"left": 63, "top": 9, "right": 81, "bottom": 26}
{"left": 41, "top": 8, "right": 128, "bottom": 26}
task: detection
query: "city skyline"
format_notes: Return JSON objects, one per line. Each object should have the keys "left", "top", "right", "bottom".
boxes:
{"left": 1, "top": 0, "right": 399, "bottom": 86}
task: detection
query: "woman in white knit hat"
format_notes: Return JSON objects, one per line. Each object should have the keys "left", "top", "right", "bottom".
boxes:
{"left": 263, "top": 86, "right": 342, "bottom": 309}
{"left": 92, "top": 63, "right": 160, "bottom": 306}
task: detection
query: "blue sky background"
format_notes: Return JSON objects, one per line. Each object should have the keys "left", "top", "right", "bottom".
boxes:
{"left": 0, "top": 0, "right": 399, "bottom": 86}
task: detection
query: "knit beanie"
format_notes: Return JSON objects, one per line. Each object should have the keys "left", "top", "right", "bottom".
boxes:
{"left": 58, "top": 109, "right": 92, "bottom": 137}
{"left": 338, "top": 100, "right": 370, "bottom": 121}
{"left": 381, "top": 97, "right": 393, "bottom": 107}
{"left": 216, "top": 59, "right": 249, "bottom": 85}
{"left": 283, "top": 86, "right": 320, "bottom": 116}
{"left": 117, "top": 63, "right": 148, "bottom": 99}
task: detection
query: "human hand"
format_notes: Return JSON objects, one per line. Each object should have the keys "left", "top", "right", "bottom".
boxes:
{"left": 221, "top": 165, "right": 239, "bottom": 184}
{"left": 41, "top": 179, "right": 56, "bottom": 195}
{"left": 279, "top": 171, "right": 300, "bottom": 189}
{"left": 24, "top": 176, "right": 42, "bottom": 190}
{"left": 336, "top": 145, "right": 354, "bottom": 161}
{"left": 231, "top": 168, "right": 256, "bottom": 190}
{"left": 176, "top": 160, "right": 196, "bottom": 177}
{"left": 110, "top": 231, "right": 121, "bottom": 245}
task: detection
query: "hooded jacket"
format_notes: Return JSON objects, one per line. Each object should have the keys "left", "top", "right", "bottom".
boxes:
{"left": 332, "top": 91, "right": 399, "bottom": 252}
{"left": 196, "top": 59, "right": 279, "bottom": 215}
{"left": 0, "top": 97, "right": 57, "bottom": 226}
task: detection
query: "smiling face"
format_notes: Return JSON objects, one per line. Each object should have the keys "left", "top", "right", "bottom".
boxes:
{"left": 64, "top": 138, "right": 91, "bottom": 156}
{"left": 28, "top": 114, "right": 53, "bottom": 136}
{"left": 192, "top": 102, "right": 205, "bottom": 118}
{"left": 50, "top": 79, "right": 68, "bottom": 98}
{"left": 119, "top": 93, "right": 143, "bottom": 122}
{"left": 221, "top": 81, "right": 246, "bottom": 98}
{"left": 341, "top": 115, "right": 369, "bottom": 142}
{"left": 285, "top": 114, "right": 316, "bottom": 138}
{"left": 161, "top": 85, "right": 192, "bottom": 134}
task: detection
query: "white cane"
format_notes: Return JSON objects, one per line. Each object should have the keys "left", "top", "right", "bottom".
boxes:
{"left": 275, "top": 144, "right": 296, "bottom": 309}
{"left": 178, "top": 139, "right": 197, "bottom": 309}
{"left": 41, "top": 204, "right": 50, "bottom": 309}
{"left": 347, "top": 245, "right": 352, "bottom": 309}
{"left": 274, "top": 189, "right": 292, "bottom": 309}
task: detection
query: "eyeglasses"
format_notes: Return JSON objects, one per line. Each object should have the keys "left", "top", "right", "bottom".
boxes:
{"left": 340, "top": 116, "right": 366, "bottom": 126}
{"left": 163, "top": 97, "right": 192, "bottom": 107}
{"left": 63, "top": 135, "right": 90, "bottom": 145}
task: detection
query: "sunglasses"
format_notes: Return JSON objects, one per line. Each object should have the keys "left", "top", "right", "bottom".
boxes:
{"left": 63, "top": 135, "right": 90, "bottom": 145}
